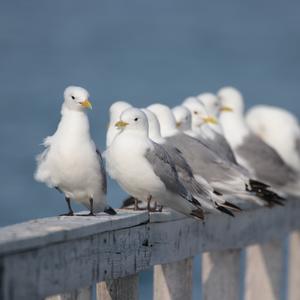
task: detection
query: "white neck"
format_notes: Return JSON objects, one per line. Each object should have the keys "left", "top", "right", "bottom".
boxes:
{"left": 219, "top": 112, "right": 249, "bottom": 148}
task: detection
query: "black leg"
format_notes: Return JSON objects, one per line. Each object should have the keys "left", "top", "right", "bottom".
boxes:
{"left": 88, "top": 198, "right": 96, "bottom": 216}
{"left": 134, "top": 198, "right": 142, "bottom": 210}
{"left": 60, "top": 197, "right": 74, "bottom": 216}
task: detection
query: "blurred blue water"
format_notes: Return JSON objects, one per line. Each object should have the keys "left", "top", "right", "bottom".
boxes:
{"left": 0, "top": 0, "right": 300, "bottom": 299}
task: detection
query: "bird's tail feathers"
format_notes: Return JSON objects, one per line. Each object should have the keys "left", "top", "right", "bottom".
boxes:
{"left": 190, "top": 208, "right": 204, "bottom": 220}
{"left": 247, "top": 179, "right": 286, "bottom": 207}
{"left": 104, "top": 206, "right": 117, "bottom": 215}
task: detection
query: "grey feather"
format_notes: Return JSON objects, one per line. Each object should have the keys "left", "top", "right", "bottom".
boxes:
{"left": 295, "top": 136, "right": 300, "bottom": 156}
{"left": 144, "top": 143, "right": 189, "bottom": 200}
{"left": 235, "top": 134, "right": 297, "bottom": 187}
{"left": 165, "top": 133, "right": 245, "bottom": 185}
{"left": 162, "top": 143, "right": 212, "bottom": 199}
{"left": 204, "top": 131, "right": 238, "bottom": 164}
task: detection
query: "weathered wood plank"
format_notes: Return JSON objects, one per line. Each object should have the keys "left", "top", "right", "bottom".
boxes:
{"left": 0, "top": 199, "right": 299, "bottom": 299}
{"left": 1, "top": 224, "right": 150, "bottom": 300}
{"left": 0, "top": 210, "right": 149, "bottom": 256}
{"left": 153, "top": 258, "right": 193, "bottom": 300}
{"left": 97, "top": 274, "right": 138, "bottom": 300}
{"left": 288, "top": 231, "right": 300, "bottom": 300}
{"left": 245, "top": 240, "right": 284, "bottom": 300}
{"left": 46, "top": 287, "right": 92, "bottom": 300}
{"left": 202, "top": 249, "right": 241, "bottom": 300}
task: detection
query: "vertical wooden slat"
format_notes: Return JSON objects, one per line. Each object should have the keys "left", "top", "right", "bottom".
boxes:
{"left": 202, "top": 249, "right": 241, "bottom": 300}
{"left": 46, "top": 287, "right": 92, "bottom": 300}
{"left": 288, "top": 231, "right": 300, "bottom": 300}
{"left": 153, "top": 257, "right": 193, "bottom": 300}
{"left": 97, "top": 274, "right": 139, "bottom": 300}
{"left": 245, "top": 241, "right": 283, "bottom": 300}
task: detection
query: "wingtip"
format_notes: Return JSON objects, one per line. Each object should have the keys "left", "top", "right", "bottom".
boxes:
{"left": 216, "top": 205, "right": 235, "bottom": 217}
{"left": 104, "top": 206, "right": 117, "bottom": 215}
{"left": 190, "top": 208, "right": 205, "bottom": 220}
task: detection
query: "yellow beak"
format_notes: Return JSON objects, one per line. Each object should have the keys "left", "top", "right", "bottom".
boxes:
{"left": 80, "top": 99, "right": 92, "bottom": 109}
{"left": 220, "top": 106, "right": 233, "bottom": 112}
{"left": 202, "top": 116, "right": 218, "bottom": 125}
{"left": 115, "top": 120, "right": 129, "bottom": 129}
{"left": 176, "top": 121, "right": 182, "bottom": 128}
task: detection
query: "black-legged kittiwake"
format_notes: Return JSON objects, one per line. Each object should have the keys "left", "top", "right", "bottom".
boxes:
{"left": 35, "top": 86, "right": 116, "bottom": 216}
{"left": 104, "top": 107, "right": 205, "bottom": 220}
{"left": 246, "top": 105, "right": 300, "bottom": 173}
{"left": 218, "top": 86, "right": 300, "bottom": 197}
{"left": 148, "top": 103, "right": 284, "bottom": 207}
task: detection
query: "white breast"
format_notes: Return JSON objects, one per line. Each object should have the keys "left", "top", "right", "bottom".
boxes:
{"left": 105, "top": 134, "right": 165, "bottom": 202}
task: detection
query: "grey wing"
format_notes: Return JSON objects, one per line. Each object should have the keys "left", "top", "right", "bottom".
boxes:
{"left": 96, "top": 149, "right": 107, "bottom": 194}
{"left": 295, "top": 136, "right": 300, "bottom": 156}
{"left": 166, "top": 134, "right": 243, "bottom": 184}
{"left": 236, "top": 134, "right": 297, "bottom": 187}
{"left": 212, "top": 132, "right": 238, "bottom": 164}
{"left": 144, "top": 143, "right": 188, "bottom": 199}
{"left": 163, "top": 143, "right": 212, "bottom": 198}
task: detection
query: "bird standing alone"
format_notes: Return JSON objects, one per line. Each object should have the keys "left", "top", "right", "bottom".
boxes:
{"left": 34, "top": 86, "right": 116, "bottom": 216}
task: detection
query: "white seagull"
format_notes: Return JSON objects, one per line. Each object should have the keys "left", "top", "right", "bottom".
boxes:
{"left": 197, "top": 93, "right": 221, "bottom": 122}
{"left": 106, "top": 101, "right": 132, "bottom": 147}
{"left": 182, "top": 97, "right": 237, "bottom": 164}
{"left": 172, "top": 106, "right": 193, "bottom": 132}
{"left": 246, "top": 105, "right": 300, "bottom": 173}
{"left": 142, "top": 108, "right": 239, "bottom": 215}
{"left": 148, "top": 103, "right": 284, "bottom": 207}
{"left": 218, "top": 87, "right": 300, "bottom": 196}
{"left": 105, "top": 107, "right": 204, "bottom": 220}
{"left": 35, "top": 86, "right": 116, "bottom": 216}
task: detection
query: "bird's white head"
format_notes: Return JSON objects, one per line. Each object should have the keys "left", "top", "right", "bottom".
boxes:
{"left": 218, "top": 87, "right": 244, "bottom": 115}
{"left": 63, "top": 86, "right": 92, "bottom": 111}
{"left": 115, "top": 107, "right": 149, "bottom": 136}
{"left": 197, "top": 93, "right": 220, "bottom": 117}
{"left": 109, "top": 101, "right": 132, "bottom": 122}
{"left": 141, "top": 108, "right": 163, "bottom": 143}
{"left": 147, "top": 104, "right": 178, "bottom": 137}
{"left": 183, "top": 97, "right": 218, "bottom": 129}
{"left": 172, "top": 106, "right": 192, "bottom": 131}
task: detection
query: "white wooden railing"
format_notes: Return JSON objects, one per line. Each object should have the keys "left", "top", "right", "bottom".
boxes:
{"left": 0, "top": 198, "right": 300, "bottom": 300}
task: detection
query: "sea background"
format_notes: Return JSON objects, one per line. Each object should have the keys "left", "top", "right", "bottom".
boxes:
{"left": 0, "top": 0, "right": 299, "bottom": 299}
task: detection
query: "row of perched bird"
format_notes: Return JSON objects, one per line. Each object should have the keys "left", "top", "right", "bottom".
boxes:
{"left": 34, "top": 86, "right": 300, "bottom": 220}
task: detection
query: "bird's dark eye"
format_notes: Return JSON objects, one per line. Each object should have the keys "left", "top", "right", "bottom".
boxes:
{"left": 134, "top": 118, "right": 138, "bottom": 121}
{"left": 71, "top": 96, "right": 75, "bottom": 100}
{"left": 194, "top": 111, "right": 198, "bottom": 115}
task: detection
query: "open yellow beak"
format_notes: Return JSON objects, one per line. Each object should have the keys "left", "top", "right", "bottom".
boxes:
{"left": 176, "top": 121, "right": 182, "bottom": 128}
{"left": 220, "top": 106, "right": 233, "bottom": 112}
{"left": 202, "top": 116, "right": 218, "bottom": 125}
{"left": 80, "top": 99, "right": 92, "bottom": 109}
{"left": 115, "top": 120, "right": 129, "bottom": 129}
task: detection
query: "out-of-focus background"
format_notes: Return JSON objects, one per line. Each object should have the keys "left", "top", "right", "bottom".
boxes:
{"left": 0, "top": 0, "right": 299, "bottom": 298}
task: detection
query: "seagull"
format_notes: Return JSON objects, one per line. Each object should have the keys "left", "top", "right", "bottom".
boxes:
{"left": 106, "top": 101, "right": 132, "bottom": 147}
{"left": 104, "top": 107, "right": 204, "bottom": 220}
{"left": 34, "top": 86, "right": 116, "bottom": 216}
{"left": 172, "top": 106, "right": 193, "bottom": 132}
{"left": 142, "top": 108, "right": 240, "bottom": 215}
{"left": 197, "top": 93, "right": 222, "bottom": 125}
{"left": 182, "top": 97, "right": 238, "bottom": 164}
{"left": 218, "top": 86, "right": 300, "bottom": 197}
{"left": 148, "top": 103, "right": 284, "bottom": 207}
{"left": 246, "top": 105, "right": 300, "bottom": 172}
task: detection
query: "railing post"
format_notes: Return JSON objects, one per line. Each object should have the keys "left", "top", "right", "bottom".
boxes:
{"left": 46, "top": 287, "right": 92, "bottom": 300}
{"left": 153, "top": 258, "right": 193, "bottom": 300}
{"left": 245, "top": 241, "right": 283, "bottom": 300}
{"left": 96, "top": 274, "right": 139, "bottom": 300}
{"left": 288, "top": 231, "right": 300, "bottom": 300}
{"left": 202, "top": 249, "right": 241, "bottom": 300}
